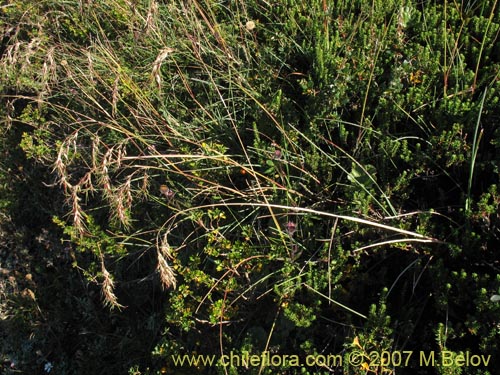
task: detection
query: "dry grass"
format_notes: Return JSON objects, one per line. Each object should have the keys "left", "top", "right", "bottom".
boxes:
{"left": 3, "top": 0, "right": 443, "bottom": 312}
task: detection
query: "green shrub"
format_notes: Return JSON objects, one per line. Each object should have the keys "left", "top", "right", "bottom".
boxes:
{"left": 2, "top": 0, "right": 499, "bottom": 374}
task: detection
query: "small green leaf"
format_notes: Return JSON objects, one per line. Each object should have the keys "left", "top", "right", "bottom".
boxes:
{"left": 347, "top": 163, "right": 377, "bottom": 188}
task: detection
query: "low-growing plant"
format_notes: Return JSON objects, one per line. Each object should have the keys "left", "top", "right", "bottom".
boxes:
{"left": 2, "top": 0, "right": 500, "bottom": 374}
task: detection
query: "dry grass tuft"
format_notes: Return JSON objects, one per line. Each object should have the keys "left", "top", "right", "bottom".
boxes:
{"left": 101, "top": 257, "right": 124, "bottom": 310}
{"left": 157, "top": 236, "right": 176, "bottom": 290}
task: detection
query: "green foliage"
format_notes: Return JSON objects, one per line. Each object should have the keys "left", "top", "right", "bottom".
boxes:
{"left": 343, "top": 293, "right": 394, "bottom": 374}
{"left": 2, "top": 0, "right": 500, "bottom": 374}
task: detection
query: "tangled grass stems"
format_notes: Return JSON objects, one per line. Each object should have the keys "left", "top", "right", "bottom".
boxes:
{"left": 3, "top": 2, "right": 447, "bottom": 314}
{"left": 159, "top": 202, "right": 440, "bottom": 243}
{"left": 9, "top": 0, "right": 500, "bottom": 372}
